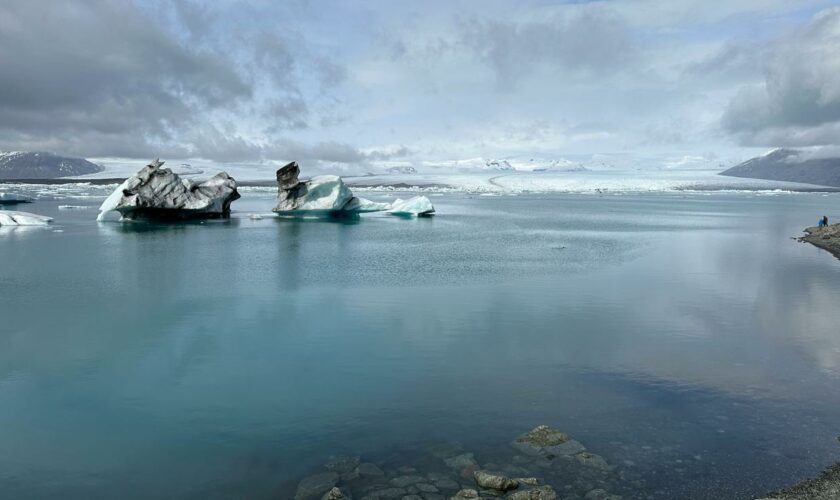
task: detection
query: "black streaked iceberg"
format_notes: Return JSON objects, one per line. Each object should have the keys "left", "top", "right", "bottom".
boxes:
{"left": 97, "top": 159, "right": 240, "bottom": 221}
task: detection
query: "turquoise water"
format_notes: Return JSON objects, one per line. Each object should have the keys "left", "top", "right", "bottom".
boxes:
{"left": 1, "top": 191, "right": 840, "bottom": 499}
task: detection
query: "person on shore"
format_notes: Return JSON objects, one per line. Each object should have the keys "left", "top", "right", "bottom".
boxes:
{"left": 824, "top": 216, "right": 829, "bottom": 227}
{"left": 819, "top": 217, "right": 825, "bottom": 227}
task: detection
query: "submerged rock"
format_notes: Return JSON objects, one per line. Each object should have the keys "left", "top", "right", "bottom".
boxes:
{"left": 97, "top": 158, "right": 240, "bottom": 221}
{"left": 296, "top": 471, "right": 340, "bottom": 500}
{"left": 322, "top": 487, "right": 346, "bottom": 500}
{"left": 513, "top": 425, "right": 584, "bottom": 458}
{"left": 473, "top": 470, "right": 518, "bottom": 492}
{"left": 444, "top": 453, "right": 478, "bottom": 469}
{"left": 325, "top": 456, "right": 361, "bottom": 474}
{"left": 451, "top": 489, "right": 480, "bottom": 499}
{"left": 575, "top": 452, "right": 610, "bottom": 471}
{"left": 517, "top": 426, "right": 569, "bottom": 447}
{"left": 0, "top": 210, "right": 52, "bottom": 226}
{"left": 356, "top": 462, "right": 386, "bottom": 478}
{"left": 507, "top": 486, "right": 558, "bottom": 500}
{"left": 273, "top": 161, "right": 434, "bottom": 217}
{"left": 390, "top": 475, "right": 424, "bottom": 488}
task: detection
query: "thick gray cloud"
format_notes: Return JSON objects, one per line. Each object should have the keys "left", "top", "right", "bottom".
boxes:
{"left": 1, "top": 0, "right": 838, "bottom": 168}
{"left": 722, "top": 7, "right": 840, "bottom": 147}
{"left": 0, "top": 0, "right": 349, "bottom": 163}
{"left": 460, "top": 7, "right": 638, "bottom": 90}
{"left": 0, "top": 0, "right": 253, "bottom": 157}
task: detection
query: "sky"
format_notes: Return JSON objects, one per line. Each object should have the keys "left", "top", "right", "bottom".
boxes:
{"left": 1, "top": 0, "right": 840, "bottom": 172}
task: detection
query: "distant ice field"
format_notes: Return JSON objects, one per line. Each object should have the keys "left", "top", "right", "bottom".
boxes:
{"left": 3, "top": 169, "right": 836, "bottom": 202}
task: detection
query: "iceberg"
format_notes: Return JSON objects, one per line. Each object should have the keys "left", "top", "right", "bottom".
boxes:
{"left": 97, "top": 158, "right": 240, "bottom": 221}
{"left": 0, "top": 210, "right": 53, "bottom": 226}
{"left": 386, "top": 197, "right": 435, "bottom": 216}
{"left": 273, "top": 162, "right": 434, "bottom": 217}
{"left": 0, "top": 192, "right": 32, "bottom": 205}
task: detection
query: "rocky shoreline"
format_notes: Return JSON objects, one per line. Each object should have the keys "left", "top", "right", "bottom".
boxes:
{"left": 800, "top": 223, "right": 840, "bottom": 259}
{"left": 290, "top": 425, "right": 635, "bottom": 500}
{"left": 757, "top": 462, "right": 840, "bottom": 500}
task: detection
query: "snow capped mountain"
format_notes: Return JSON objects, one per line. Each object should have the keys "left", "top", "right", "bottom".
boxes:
{"left": 0, "top": 151, "right": 104, "bottom": 179}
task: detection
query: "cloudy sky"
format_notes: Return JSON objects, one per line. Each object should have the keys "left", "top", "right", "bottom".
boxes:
{"left": 1, "top": 0, "right": 839, "bottom": 170}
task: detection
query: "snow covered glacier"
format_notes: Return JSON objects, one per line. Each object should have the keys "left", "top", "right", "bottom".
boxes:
{"left": 98, "top": 159, "right": 240, "bottom": 221}
{"left": 273, "top": 162, "right": 434, "bottom": 217}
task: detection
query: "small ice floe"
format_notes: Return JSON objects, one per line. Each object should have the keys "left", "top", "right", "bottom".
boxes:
{"left": 58, "top": 205, "right": 90, "bottom": 210}
{"left": 249, "top": 213, "right": 263, "bottom": 220}
{"left": 0, "top": 192, "right": 32, "bottom": 205}
{"left": 0, "top": 211, "right": 53, "bottom": 226}
{"left": 386, "top": 196, "right": 435, "bottom": 216}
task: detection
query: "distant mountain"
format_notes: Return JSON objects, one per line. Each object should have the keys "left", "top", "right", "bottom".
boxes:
{"left": 720, "top": 149, "right": 840, "bottom": 187}
{"left": 0, "top": 152, "right": 104, "bottom": 179}
{"left": 386, "top": 166, "right": 417, "bottom": 175}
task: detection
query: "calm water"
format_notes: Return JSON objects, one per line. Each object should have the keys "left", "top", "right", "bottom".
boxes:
{"left": 1, "top": 190, "right": 840, "bottom": 499}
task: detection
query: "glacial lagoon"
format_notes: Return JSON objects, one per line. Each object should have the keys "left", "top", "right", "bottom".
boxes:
{"left": 1, "top": 188, "right": 840, "bottom": 498}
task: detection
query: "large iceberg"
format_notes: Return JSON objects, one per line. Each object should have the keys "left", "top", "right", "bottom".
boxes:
{"left": 97, "top": 159, "right": 240, "bottom": 221}
{"left": 273, "top": 162, "right": 434, "bottom": 217}
{"left": 0, "top": 210, "right": 53, "bottom": 226}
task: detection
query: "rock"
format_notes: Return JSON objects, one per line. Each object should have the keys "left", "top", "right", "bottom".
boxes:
{"left": 391, "top": 476, "right": 425, "bottom": 488}
{"left": 545, "top": 440, "right": 586, "bottom": 457}
{"left": 575, "top": 452, "right": 610, "bottom": 471}
{"left": 434, "top": 479, "right": 460, "bottom": 491}
{"left": 97, "top": 158, "right": 240, "bottom": 221}
{"left": 514, "top": 478, "right": 539, "bottom": 487}
{"left": 0, "top": 210, "right": 52, "bottom": 226}
{"left": 583, "top": 489, "right": 620, "bottom": 500}
{"left": 444, "top": 453, "right": 478, "bottom": 469}
{"left": 451, "top": 489, "right": 480, "bottom": 499}
{"left": 295, "top": 472, "right": 340, "bottom": 500}
{"left": 506, "top": 486, "right": 558, "bottom": 500}
{"left": 416, "top": 484, "right": 439, "bottom": 493}
{"left": 428, "top": 443, "right": 465, "bottom": 459}
{"left": 473, "top": 471, "right": 518, "bottom": 492}
{"left": 325, "top": 456, "right": 361, "bottom": 474}
{"left": 322, "top": 487, "right": 346, "bottom": 500}
{"left": 460, "top": 464, "right": 481, "bottom": 480}
{"left": 273, "top": 161, "right": 434, "bottom": 217}
{"left": 364, "top": 487, "right": 407, "bottom": 499}
{"left": 516, "top": 426, "right": 569, "bottom": 447}
{"left": 403, "top": 496, "right": 423, "bottom": 500}
{"left": 356, "top": 463, "right": 386, "bottom": 477}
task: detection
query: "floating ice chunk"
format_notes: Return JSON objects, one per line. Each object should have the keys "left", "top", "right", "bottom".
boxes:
{"left": 0, "top": 211, "right": 53, "bottom": 226}
{"left": 273, "top": 162, "right": 436, "bottom": 217}
{"left": 386, "top": 196, "right": 435, "bottom": 216}
{"left": 0, "top": 192, "right": 32, "bottom": 205}
{"left": 97, "top": 158, "right": 240, "bottom": 221}
{"left": 343, "top": 197, "right": 392, "bottom": 213}
{"left": 58, "top": 205, "right": 90, "bottom": 210}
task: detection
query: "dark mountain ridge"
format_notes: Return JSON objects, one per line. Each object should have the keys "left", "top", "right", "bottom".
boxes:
{"left": 720, "top": 149, "right": 840, "bottom": 187}
{"left": 0, "top": 151, "right": 103, "bottom": 179}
